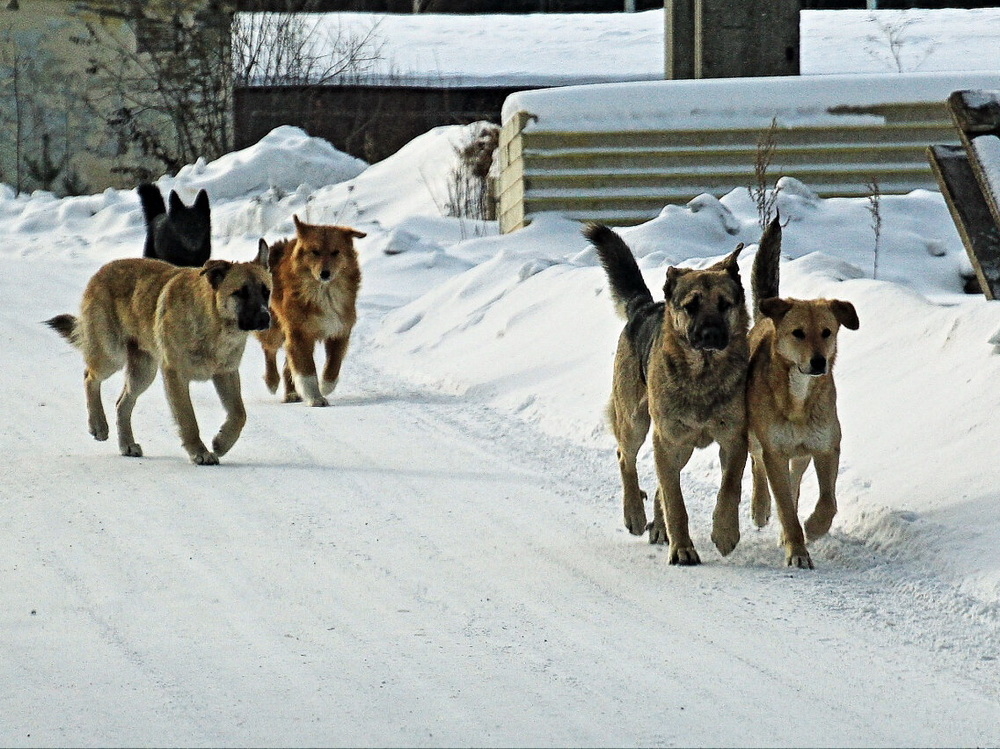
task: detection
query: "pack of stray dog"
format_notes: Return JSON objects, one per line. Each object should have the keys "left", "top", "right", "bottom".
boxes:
{"left": 587, "top": 216, "right": 858, "bottom": 569}
{"left": 48, "top": 186, "right": 367, "bottom": 465}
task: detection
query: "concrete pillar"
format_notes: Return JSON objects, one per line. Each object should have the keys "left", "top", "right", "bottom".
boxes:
{"left": 665, "top": 0, "right": 799, "bottom": 80}
{"left": 664, "top": 0, "right": 696, "bottom": 79}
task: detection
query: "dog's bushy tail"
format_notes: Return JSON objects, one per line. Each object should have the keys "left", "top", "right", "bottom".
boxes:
{"left": 751, "top": 214, "right": 782, "bottom": 320}
{"left": 136, "top": 183, "right": 166, "bottom": 227}
{"left": 45, "top": 314, "right": 81, "bottom": 347}
{"left": 584, "top": 223, "right": 654, "bottom": 321}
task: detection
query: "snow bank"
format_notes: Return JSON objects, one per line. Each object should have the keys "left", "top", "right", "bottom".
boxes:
{"left": 163, "top": 126, "right": 368, "bottom": 203}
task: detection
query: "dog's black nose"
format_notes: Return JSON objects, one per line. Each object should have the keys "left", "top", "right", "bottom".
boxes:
{"left": 320, "top": 270, "right": 331, "bottom": 281}
{"left": 693, "top": 322, "right": 728, "bottom": 351}
{"left": 809, "top": 354, "right": 827, "bottom": 375}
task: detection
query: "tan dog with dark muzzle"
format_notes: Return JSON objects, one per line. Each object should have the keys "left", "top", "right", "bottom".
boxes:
{"left": 586, "top": 223, "right": 750, "bottom": 565}
{"left": 47, "top": 245, "right": 272, "bottom": 464}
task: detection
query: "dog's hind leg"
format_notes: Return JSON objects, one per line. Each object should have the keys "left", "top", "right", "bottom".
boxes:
{"left": 649, "top": 487, "right": 668, "bottom": 545}
{"left": 651, "top": 433, "right": 698, "bottom": 564}
{"left": 320, "top": 336, "right": 350, "bottom": 396}
{"left": 804, "top": 450, "right": 838, "bottom": 541}
{"left": 210, "top": 369, "right": 246, "bottom": 458}
{"left": 114, "top": 343, "right": 157, "bottom": 457}
{"left": 84, "top": 367, "right": 111, "bottom": 442}
{"left": 262, "top": 345, "right": 281, "bottom": 394}
{"left": 281, "top": 360, "right": 300, "bottom": 403}
{"left": 790, "top": 455, "right": 811, "bottom": 512}
{"left": 711, "top": 435, "right": 747, "bottom": 557}
{"left": 162, "top": 366, "right": 217, "bottom": 465}
{"left": 750, "top": 453, "right": 772, "bottom": 528}
{"left": 609, "top": 399, "right": 651, "bottom": 537}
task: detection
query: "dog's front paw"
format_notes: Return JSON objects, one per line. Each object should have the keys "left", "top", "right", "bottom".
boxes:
{"left": 306, "top": 396, "right": 330, "bottom": 407}
{"left": 669, "top": 545, "right": 701, "bottom": 565}
{"left": 89, "top": 421, "right": 109, "bottom": 442}
{"left": 624, "top": 506, "right": 648, "bottom": 536}
{"left": 804, "top": 512, "right": 833, "bottom": 541}
{"left": 120, "top": 442, "right": 143, "bottom": 458}
{"left": 647, "top": 521, "right": 668, "bottom": 545}
{"left": 190, "top": 449, "right": 219, "bottom": 466}
{"left": 785, "top": 549, "right": 814, "bottom": 569}
{"left": 282, "top": 392, "right": 302, "bottom": 403}
{"left": 711, "top": 524, "right": 740, "bottom": 557}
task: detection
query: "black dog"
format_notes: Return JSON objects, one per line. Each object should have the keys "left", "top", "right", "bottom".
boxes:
{"left": 136, "top": 183, "right": 211, "bottom": 267}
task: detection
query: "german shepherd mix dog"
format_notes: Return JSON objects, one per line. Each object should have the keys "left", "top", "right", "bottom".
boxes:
{"left": 586, "top": 223, "right": 750, "bottom": 565}
{"left": 136, "top": 183, "right": 212, "bottom": 267}
{"left": 255, "top": 215, "right": 365, "bottom": 407}
{"left": 46, "top": 247, "right": 271, "bottom": 465}
{"left": 747, "top": 216, "right": 859, "bottom": 569}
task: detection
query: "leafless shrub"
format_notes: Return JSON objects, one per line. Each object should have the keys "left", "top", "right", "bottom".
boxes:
{"left": 232, "top": 12, "right": 385, "bottom": 87}
{"left": 445, "top": 123, "right": 499, "bottom": 222}
{"left": 864, "top": 11, "right": 938, "bottom": 73}
{"left": 866, "top": 178, "right": 883, "bottom": 279}
{"left": 749, "top": 117, "right": 781, "bottom": 230}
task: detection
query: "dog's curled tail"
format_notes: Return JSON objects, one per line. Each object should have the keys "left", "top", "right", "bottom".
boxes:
{"left": 584, "top": 222, "right": 654, "bottom": 321}
{"left": 751, "top": 214, "right": 782, "bottom": 320}
{"left": 45, "top": 314, "right": 81, "bottom": 347}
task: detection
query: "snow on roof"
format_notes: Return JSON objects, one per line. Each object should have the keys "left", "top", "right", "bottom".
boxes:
{"left": 236, "top": 9, "right": 1000, "bottom": 89}
{"left": 501, "top": 71, "right": 1000, "bottom": 132}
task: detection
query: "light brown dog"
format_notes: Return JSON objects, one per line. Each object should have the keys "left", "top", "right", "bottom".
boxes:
{"left": 747, "top": 216, "right": 860, "bottom": 568}
{"left": 586, "top": 223, "right": 750, "bottom": 565}
{"left": 255, "top": 216, "right": 364, "bottom": 407}
{"left": 46, "top": 247, "right": 272, "bottom": 465}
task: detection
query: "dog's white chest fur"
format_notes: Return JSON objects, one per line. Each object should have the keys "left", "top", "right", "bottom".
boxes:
{"left": 307, "top": 283, "right": 350, "bottom": 338}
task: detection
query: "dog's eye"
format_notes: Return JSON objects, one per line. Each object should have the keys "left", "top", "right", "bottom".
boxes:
{"left": 821, "top": 328, "right": 831, "bottom": 338}
{"left": 683, "top": 298, "right": 700, "bottom": 314}
{"left": 331, "top": 250, "right": 340, "bottom": 258}
{"left": 717, "top": 298, "right": 731, "bottom": 313}
{"left": 311, "top": 250, "right": 321, "bottom": 257}
{"left": 792, "top": 329, "right": 806, "bottom": 339}
{"left": 233, "top": 287, "right": 249, "bottom": 300}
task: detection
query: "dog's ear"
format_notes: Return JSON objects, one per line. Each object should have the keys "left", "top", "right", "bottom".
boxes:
{"left": 760, "top": 297, "right": 792, "bottom": 322}
{"left": 829, "top": 299, "right": 859, "bottom": 330}
{"left": 200, "top": 259, "right": 233, "bottom": 290}
{"left": 293, "top": 214, "right": 304, "bottom": 235}
{"left": 255, "top": 238, "right": 270, "bottom": 271}
{"left": 346, "top": 228, "right": 367, "bottom": 239}
{"left": 721, "top": 242, "right": 744, "bottom": 279}
{"left": 168, "top": 190, "right": 185, "bottom": 214}
{"left": 194, "top": 189, "right": 210, "bottom": 213}
{"left": 663, "top": 266, "right": 687, "bottom": 300}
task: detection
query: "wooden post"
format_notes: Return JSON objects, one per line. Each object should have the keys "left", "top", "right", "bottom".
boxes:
{"left": 927, "top": 89, "right": 1000, "bottom": 299}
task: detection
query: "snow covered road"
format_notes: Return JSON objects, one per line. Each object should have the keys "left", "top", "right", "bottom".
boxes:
{"left": 3, "top": 253, "right": 997, "bottom": 746}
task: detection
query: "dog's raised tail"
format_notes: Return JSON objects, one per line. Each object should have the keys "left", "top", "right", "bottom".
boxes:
{"left": 45, "top": 314, "right": 81, "bottom": 347}
{"left": 136, "top": 183, "right": 166, "bottom": 224}
{"left": 751, "top": 214, "right": 782, "bottom": 319}
{"left": 584, "top": 223, "right": 654, "bottom": 321}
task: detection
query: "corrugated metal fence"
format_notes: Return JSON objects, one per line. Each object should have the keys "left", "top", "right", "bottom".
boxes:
{"left": 498, "top": 72, "right": 1000, "bottom": 233}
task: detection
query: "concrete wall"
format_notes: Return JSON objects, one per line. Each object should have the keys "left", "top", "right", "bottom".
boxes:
{"left": 235, "top": 84, "right": 527, "bottom": 163}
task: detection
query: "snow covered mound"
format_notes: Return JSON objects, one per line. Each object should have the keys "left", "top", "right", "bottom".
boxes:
{"left": 163, "top": 126, "right": 368, "bottom": 203}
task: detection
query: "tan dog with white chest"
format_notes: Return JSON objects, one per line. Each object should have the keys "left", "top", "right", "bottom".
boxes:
{"left": 747, "top": 216, "right": 859, "bottom": 568}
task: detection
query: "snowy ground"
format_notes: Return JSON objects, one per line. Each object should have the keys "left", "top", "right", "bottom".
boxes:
{"left": 4, "top": 9, "right": 1000, "bottom": 748}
